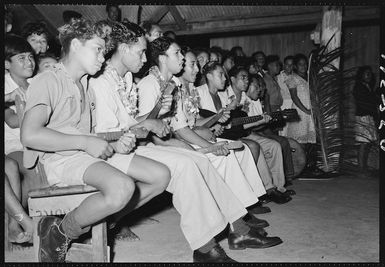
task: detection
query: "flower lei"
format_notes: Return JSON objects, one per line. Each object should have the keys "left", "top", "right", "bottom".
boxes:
{"left": 183, "top": 84, "right": 201, "bottom": 117}
{"left": 105, "top": 62, "right": 139, "bottom": 117}
{"left": 182, "top": 83, "right": 201, "bottom": 128}
{"left": 149, "top": 65, "right": 181, "bottom": 118}
{"left": 241, "top": 97, "right": 251, "bottom": 114}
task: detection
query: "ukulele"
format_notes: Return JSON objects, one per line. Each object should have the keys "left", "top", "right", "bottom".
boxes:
{"left": 199, "top": 107, "right": 299, "bottom": 140}
{"left": 97, "top": 77, "right": 180, "bottom": 142}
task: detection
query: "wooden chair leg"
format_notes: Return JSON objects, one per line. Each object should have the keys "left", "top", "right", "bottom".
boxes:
{"left": 91, "top": 222, "right": 108, "bottom": 262}
{"left": 32, "top": 217, "right": 41, "bottom": 262}
{"left": 4, "top": 213, "right": 12, "bottom": 252}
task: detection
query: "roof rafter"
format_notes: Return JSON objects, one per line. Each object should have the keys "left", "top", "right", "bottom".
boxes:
{"left": 168, "top": 6, "right": 187, "bottom": 30}
{"left": 150, "top": 5, "right": 169, "bottom": 24}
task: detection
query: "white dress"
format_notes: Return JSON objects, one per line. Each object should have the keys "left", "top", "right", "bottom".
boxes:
{"left": 284, "top": 73, "right": 316, "bottom": 144}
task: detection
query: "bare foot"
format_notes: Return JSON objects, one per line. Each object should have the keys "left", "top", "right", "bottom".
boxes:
{"left": 8, "top": 215, "right": 33, "bottom": 243}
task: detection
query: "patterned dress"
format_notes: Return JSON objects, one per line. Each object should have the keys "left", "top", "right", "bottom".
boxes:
{"left": 284, "top": 73, "right": 316, "bottom": 144}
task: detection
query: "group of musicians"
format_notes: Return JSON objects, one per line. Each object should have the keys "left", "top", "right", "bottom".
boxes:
{"left": 4, "top": 6, "right": 315, "bottom": 262}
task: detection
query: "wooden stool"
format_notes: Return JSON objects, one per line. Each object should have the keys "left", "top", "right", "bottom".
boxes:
{"left": 28, "top": 183, "right": 110, "bottom": 262}
{"left": 4, "top": 213, "right": 12, "bottom": 252}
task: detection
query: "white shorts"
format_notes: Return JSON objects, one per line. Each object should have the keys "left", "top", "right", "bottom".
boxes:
{"left": 42, "top": 151, "right": 136, "bottom": 187}
{"left": 42, "top": 152, "right": 104, "bottom": 187}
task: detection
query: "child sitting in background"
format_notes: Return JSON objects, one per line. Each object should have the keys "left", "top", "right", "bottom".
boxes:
{"left": 36, "top": 52, "right": 58, "bottom": 73}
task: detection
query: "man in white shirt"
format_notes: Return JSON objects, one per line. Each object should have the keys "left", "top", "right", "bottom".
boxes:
{"left": 91, "top": 22, "right": 282, "bottom": 262}
{"left": 201, "top": 64, "right": 294, "bottom": 203}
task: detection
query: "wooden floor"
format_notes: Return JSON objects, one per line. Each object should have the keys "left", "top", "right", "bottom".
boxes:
{"left": 5, "top": 170, "right": 380, "bottom": 263}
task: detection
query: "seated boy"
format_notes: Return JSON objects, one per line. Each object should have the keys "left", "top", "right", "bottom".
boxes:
{"left": 21, "top": 19, "right": 170, "bottom": 262}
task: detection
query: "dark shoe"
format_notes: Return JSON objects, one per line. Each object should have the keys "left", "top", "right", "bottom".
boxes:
{"left": 283, "top": 189, "right": 296, "bottom": 196}
{"left": 37, "top": 216, "right": 71, "bottom": 262}
{"left": 284, "top": 180, "right": 293, "bottom": 187}
{"left": 247, "top": 203, "right": 271, "bottom": 214}
{"left": 268, "top": 189, "right": 292, "bottom": 204}
{"left": 193, "top": 244, "right": 237, "bottom": 262}
{"left": 243, "top": 215, "right": 269, "bottom": 228}
{"left": 258, "top": 194, "right": 271, "bottom": 204}
{"left": 249, "top": 227, "right": 268, "bottom": 237}
{"left": 228, "top": 228, "right": 283, "bottom": 250}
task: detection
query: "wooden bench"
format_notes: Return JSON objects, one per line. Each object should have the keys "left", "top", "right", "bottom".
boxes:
{"left": 15, "top": 95, "right": 110, "bottom": 262}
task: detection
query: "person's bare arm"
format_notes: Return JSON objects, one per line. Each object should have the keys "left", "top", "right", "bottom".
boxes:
{"left": 289, "top": 87, "right": 311, "bottom": 114}
{"left": 176, "top": 126, "right": 229, "bottom": 156}
{"left": 21, "top": 105, "right": 113, "bottom": 159}
{"left": 5, "top": 108, "right": 19, "bottom": 128}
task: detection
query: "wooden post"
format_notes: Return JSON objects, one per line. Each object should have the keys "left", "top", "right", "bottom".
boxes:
{"left": 321, "top": 6, "right": 342, "bottom": 69}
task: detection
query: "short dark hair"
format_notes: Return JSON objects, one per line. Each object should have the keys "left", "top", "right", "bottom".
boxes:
{"left": 5, "top": 34, "right": 35, "bottom": 61}
{"left": 228, "top": 65, "right": 248, "bottom": 79}
{"left": 37, "top": 52, "right": 57, "bottom": 62}
{"left": 194, "top": 47, "right": 209, "bottom": 57}
{"left": 106, "top": 4, "right": 120, "bottom": 12}
{"left": 283, "top": 55, "right": 294, "bottom": 63}
{"left": 180, "top": 46, "right": 193, "bottom": 56}
{"left": 140, "top": 20, "right": 158, "bottom": 35}
{"left": 163, "top": 30, "right": 176, "bottom": 39}
{"left": 293, "top": 53, "right": 308, "bottom": 66}
{"left": 222, "top": 51, "right": 235, "bottom": 63}
{"left": 265, "top": 55, "right": 280, "bottom": 66}
{"left": 202, "top": 61, "right": 223, "bottom": 79}
{"left": 21, "top": 22, "right": 49, "bottom": 39}
{"left": 58, "top": 18, "right": 110, "bottom": 57}
{"left": 250, "top": 73, "right": 265, "bottom": 84}
{"left": 355, "top": 65, "right": 375, "bottom": 89}
{"left": 108, "top": 21, "right": 146, "bottom": 55}
{"left": 149, "top": 36, "right": 177, "bottom": 66}
{"left": 62, "top": 10, "right": 82, "bottom": 24}
{"left": 252, "top": 51, "right": 266, "bottom": 59}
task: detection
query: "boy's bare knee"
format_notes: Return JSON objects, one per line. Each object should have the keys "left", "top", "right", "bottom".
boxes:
{"left": 105, "top": 178, "right": 135, "bottom": 212}
{"left": 5, "top": 157, "right": 19, "bottom": 173}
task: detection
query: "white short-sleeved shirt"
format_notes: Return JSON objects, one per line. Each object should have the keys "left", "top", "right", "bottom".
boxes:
{"left": 4, "top": 73, "right": 23, "bottom": 155}
{"left": 89, "top": 70, "right": 138, "bottom": 133}
{"left": 196, "top": 84, "right": 222, "bottom": 113}
{"left": 25, "top": 63, "right": 92, "bottom": 161}
{"left": 137, "top": 73, "right": 185, "bottom": 129}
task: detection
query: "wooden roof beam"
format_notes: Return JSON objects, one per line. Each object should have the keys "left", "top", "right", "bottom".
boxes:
{"left": 168, "top": 6, "right": 187, "bottom": 30}
{"left": 151, "top": 5, "right": 169, "bottom": 24}
{"left": 24, "top": 5, "right": 58, "bottom": 37}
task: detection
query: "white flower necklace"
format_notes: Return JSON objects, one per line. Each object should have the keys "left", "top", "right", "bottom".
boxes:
{"left": 105, "top": 62, "right": 139, "bottom": 117}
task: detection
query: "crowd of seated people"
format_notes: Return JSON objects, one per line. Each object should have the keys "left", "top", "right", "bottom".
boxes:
{"left": 5, "top": 5, "right": 369, "bottom": 263}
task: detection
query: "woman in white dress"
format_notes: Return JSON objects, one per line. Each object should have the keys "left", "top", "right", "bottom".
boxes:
{"left": 284, "top": 54, "right": 316, "bottom": 144}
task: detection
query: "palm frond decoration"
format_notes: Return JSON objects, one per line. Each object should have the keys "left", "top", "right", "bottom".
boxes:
{"left": 308, "top": 36, "right": 356, "bottom": 173}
